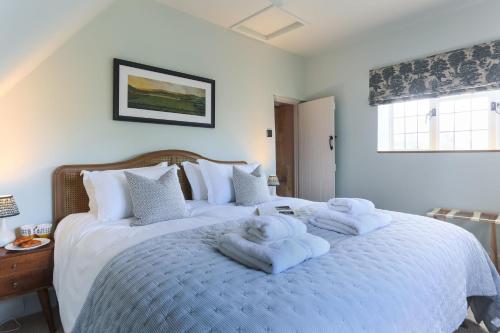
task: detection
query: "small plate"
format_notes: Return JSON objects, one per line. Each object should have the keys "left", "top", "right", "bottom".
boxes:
{"left": 4, "top": 238, "right": 50, "bottom": 251}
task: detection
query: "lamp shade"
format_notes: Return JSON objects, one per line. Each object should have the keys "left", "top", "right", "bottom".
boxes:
{"left": 0, "top": 195, "right": 20, "bottom": 218}
{"left": 267, "top": 175, "right": 280, "bottom": 186}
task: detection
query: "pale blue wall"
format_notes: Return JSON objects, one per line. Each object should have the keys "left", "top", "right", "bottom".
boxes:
{"left": 0, "top": 0, "right": 305, "bottom": 230}
{"left": 304, "top": 0, "right": 500, "bottom": 261}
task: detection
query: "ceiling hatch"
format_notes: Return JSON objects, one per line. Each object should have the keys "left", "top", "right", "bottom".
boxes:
{"left": 230, "top": 4, "right": 305, "bottom": 41}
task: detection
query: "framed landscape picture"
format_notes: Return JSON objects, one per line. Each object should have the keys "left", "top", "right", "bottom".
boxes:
{"left": 113, "top": 58, "right": 215, "bottom": 128}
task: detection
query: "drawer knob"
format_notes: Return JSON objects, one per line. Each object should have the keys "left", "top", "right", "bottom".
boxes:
{"left": 11, "top": 263, "right": 17, "bottom": 270}
{"left": 12, "top": 282, "right": 18, "bottom": 289}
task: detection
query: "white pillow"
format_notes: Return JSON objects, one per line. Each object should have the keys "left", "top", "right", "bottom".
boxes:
{"left": 197, "top": 159, "right": 258, "bottom": 204}
{"left": 181, "top": 161, "right": 208, "bottom": 200}
{"left": 81, "top": 162, "right": 174, "bottom": 222}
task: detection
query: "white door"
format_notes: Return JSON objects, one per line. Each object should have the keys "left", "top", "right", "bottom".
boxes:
{"left": 298, "top": 96, "right": 335, "bottom": 201}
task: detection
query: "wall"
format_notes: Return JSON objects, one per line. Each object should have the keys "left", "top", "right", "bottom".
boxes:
{"left": 0, "top": 0, "right": 304, "bottom": 319}
{"left": 304, "top": 0, "right": 500, "bottom": 259}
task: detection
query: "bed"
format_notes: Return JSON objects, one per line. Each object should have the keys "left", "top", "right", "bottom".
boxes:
{"left": 52, "top": 150, "right": 500, "bottom": 333}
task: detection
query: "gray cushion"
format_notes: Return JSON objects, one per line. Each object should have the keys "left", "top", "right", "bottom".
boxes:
{"left": 125, "top": 168, "right": 186, "bottom": 226}
{"left": 233, "top": 165, "right": 271, "bottom": 206}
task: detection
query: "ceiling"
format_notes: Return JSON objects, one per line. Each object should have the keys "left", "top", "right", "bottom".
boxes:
{"left": 157, "top": 0, "right": 473, "bottom": 56}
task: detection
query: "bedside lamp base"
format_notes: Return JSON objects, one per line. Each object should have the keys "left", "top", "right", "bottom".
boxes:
{"left": 0, "top": 218, "right": 16, "bottom": 247}
{"left": 269, "top": 186, "right": 277, "bottom": 196}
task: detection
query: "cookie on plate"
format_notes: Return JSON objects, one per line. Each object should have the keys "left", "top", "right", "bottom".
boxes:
{"left": 13, "top": 236, "right": 32, "bottom": 247}
{"left": 19, "top": 239, "right": 42, "bottom": 248}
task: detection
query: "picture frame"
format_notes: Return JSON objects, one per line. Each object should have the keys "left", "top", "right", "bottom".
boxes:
{"left": 113, "top": 58, "right": 215, "bottom": 128}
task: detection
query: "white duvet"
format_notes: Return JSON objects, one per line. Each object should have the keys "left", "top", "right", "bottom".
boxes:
{"left": 53, "top": 197, "right": 312, "bottom": 332}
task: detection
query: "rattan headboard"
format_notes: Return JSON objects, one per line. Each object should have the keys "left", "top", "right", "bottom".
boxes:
{"left": 52, "top": 150, "right": 246, "bottom": 225}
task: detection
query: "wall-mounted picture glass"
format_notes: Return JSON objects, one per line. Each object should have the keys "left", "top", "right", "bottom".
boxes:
{"left": 113, "top": 58, "right": 215, "bottom": 128}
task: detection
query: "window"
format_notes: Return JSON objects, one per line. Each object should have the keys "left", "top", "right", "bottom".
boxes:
{"left": 378, "top": 90, "right": 500, "bottom": 151}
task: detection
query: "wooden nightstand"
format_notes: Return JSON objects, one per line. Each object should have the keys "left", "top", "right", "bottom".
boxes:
{"left": 0, "top": 242, "right": 56, "bottom": 333}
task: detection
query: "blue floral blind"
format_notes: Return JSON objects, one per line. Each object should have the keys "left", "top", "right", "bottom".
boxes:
{"left": 369, "top": 39, "right": 500, "bottom": 106}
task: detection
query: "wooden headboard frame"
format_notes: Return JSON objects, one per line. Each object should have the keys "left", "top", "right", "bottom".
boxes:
{"left": 52, "top": 150, "right": 246, "bottom": 225}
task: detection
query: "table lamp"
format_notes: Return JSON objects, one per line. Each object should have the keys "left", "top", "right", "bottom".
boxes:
{"left": 267, "top": 175, "right": 280, "bottom": 196}
{"left": 0, "top": 195, "right": 19, "bottom": 247}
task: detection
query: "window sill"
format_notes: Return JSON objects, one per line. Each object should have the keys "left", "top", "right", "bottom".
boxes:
{"left": 378, "top": 150, "right": 500, "bottom": 153}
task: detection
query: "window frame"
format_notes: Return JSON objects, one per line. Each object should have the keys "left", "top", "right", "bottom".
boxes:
{"left": 377, "top": 90, "right": 500, "bottom": 153}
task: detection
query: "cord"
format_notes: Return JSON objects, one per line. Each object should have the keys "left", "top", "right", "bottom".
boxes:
{"left": 0, "top": 318, "right": 21, "bottom": 333}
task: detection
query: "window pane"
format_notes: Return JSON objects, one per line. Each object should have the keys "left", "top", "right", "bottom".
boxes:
{"left": 455, "top": 131, "right": 471, "bottom": 150}
{"left": 471, "top": 111, "right": 489, "bottom": 130}
{"left": 393, "top": 134, "right": 405, "bottom": 150}
{"left": 439, "top": 101, "right": 454, "bottom": 113}
{"left": 378, "top": 89, "right": 500, "bottom": 152}
{"left": 439, "top": 132, "right": 454, "bottom": 150}
{"left": 393, "top": 118, "right": 405, "bottom": 134}
{"left": 454, "top": 112, "right": 471, "bottom": 131}
{"left": 405, "top": 116, "right": 418, "bottom": 133}
{"left": 393, "top": 103, "right": 405, "bottom": 117}
{"left": 405, "top": 133, "right": 418, "bottom": 150}
{"left": 417, "top": 116, "right": 429, "bottom": 132}
{"left": 455, "top": 99, "right": 471, "bottom": 112}
{"left": 418, "top": 133, "right": 430, "bottom": 150}
{"left": 417, "top": 100, "right": 430, "bottom": 115}
{"left": 405, "top": 101, "right": 418, "bottom": 116}
{"left": 471, "top": 97, "right": 489, "bottom": 111}
{"left": 439, "top": 113, "right": 454, "bottom": 132}
{"left": 471, "top": 130, "right": 489, "bottom": 149}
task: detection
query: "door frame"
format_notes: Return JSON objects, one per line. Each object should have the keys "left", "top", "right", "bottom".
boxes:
{"left": 274, "top": 95, "right": 302, "bottom": 197}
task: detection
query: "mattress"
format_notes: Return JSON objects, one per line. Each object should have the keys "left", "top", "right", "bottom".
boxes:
{"left": 53, "top": 198, "right": 500, "bottom": 332}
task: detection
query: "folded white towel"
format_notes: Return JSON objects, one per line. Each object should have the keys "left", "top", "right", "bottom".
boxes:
{"left": 218, "top": 232, "right": 330, "bottom": 274}
{"left": 310, "top": 209, "right": 391, "bottom": 235}
{"left": 327, "top": 198, "right": 375, "bottom": 215}
{"left": 244, "top": 215, "right": 306, "bottom": 244}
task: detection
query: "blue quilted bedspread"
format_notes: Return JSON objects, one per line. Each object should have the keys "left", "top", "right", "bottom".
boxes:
{"left": 73, "top": 211, "right": 500, "bottom": 333}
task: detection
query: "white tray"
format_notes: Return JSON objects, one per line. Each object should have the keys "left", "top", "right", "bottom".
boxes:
{"left": 4, "top": 238, "right": 50, "bottom": 251}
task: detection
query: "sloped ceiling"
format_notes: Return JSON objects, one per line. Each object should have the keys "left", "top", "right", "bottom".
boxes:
{"left": 0, "top": 0, "right": 114, "bottom": 96}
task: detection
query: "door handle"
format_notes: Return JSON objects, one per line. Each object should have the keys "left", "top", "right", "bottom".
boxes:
{"left": 329, "top": 135, "right": 334, "bottom": 150}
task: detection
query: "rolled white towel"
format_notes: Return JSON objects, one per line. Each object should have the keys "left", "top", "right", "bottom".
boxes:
{"left": 327, "top": 198, "right": 375, "bottom": 215}
{"left": 218, "top": 232, "right": 330, "bottom": 274}
{"left": 244, "top": 215, "right": 306, "bottom": 244}
{"left": 310, "top": 209, "right": 391, "bottom": 235}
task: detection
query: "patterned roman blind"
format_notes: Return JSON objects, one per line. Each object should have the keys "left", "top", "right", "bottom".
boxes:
{"left": 369, "top": 39, "right": 500, "bottom": 106}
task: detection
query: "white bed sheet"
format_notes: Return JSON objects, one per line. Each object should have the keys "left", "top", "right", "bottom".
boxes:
{"left": 53, "top": 197, "right": 312, "bottom": 332}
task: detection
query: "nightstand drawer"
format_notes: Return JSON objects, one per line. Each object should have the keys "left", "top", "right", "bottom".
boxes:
{"left": 0, "top": 270, "right": 52, "bottom": 298}
{"left": 0, "top": 250, "right": 52, "bottom": 278}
